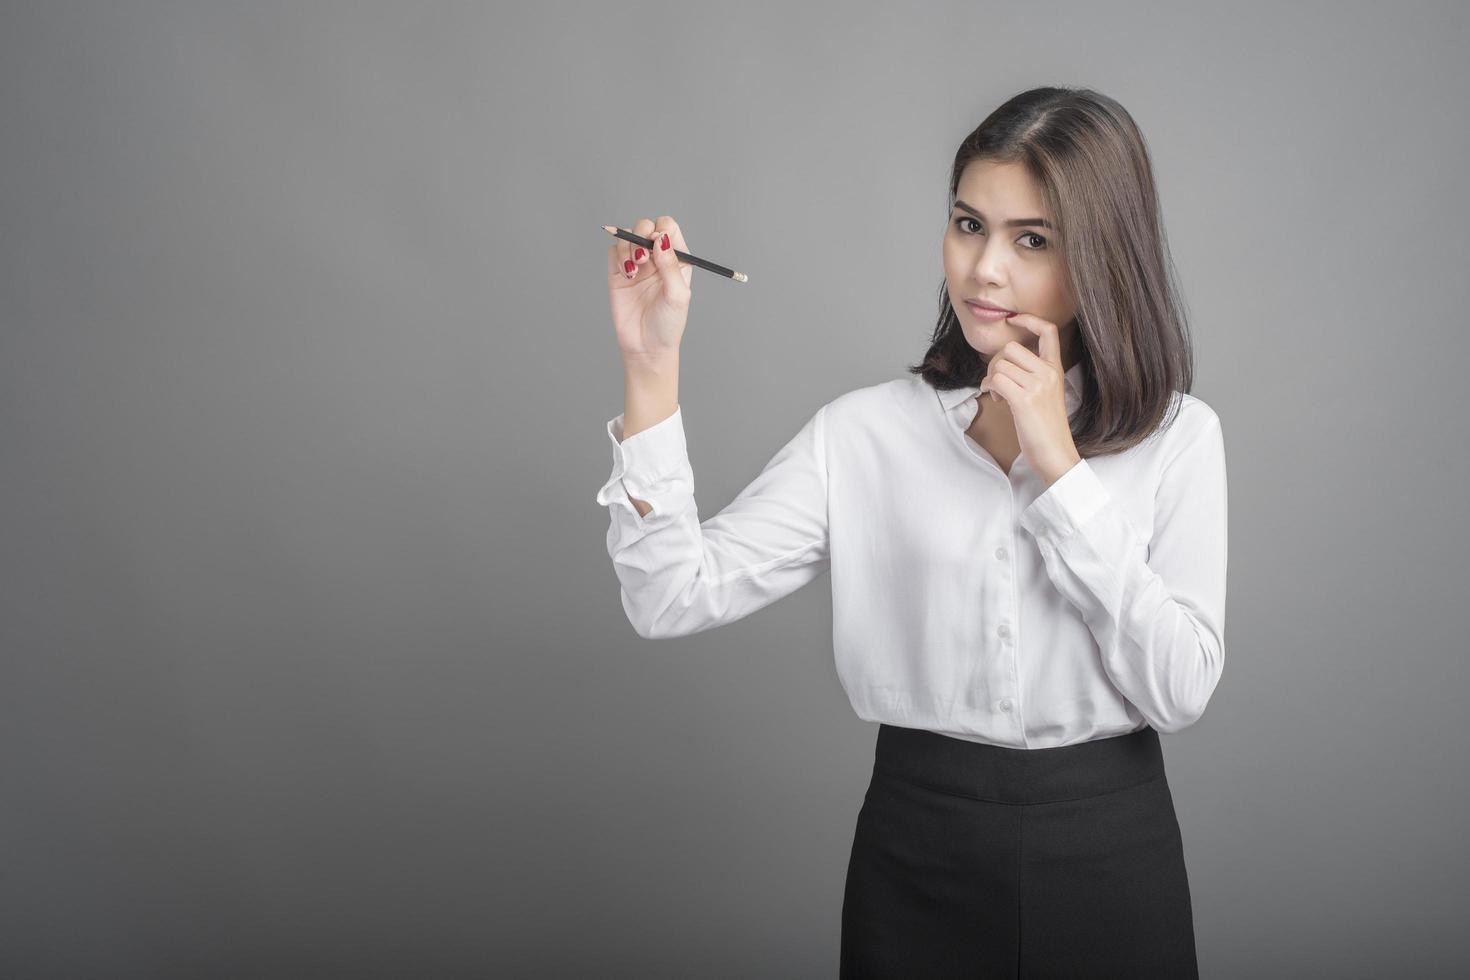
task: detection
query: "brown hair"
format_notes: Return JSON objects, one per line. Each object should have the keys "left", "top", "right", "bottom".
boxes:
{"left": 907, "top": 86, "right": 1195, "bottom": 457}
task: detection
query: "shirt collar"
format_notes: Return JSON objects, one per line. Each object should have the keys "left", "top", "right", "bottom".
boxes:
{"left": 935, "top": 360, "right": 1086, "bottom": 418}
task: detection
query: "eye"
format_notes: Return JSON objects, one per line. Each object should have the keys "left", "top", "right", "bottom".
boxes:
{"left": 953, "top": 217, "right": 1048, "bottom": 250}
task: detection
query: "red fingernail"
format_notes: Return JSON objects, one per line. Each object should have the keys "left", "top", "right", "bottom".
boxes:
{"left": 624, "top": 259, "right": 635, "bottom": 274}
{"left": 634, "top": 248, "right": 645, "bottom": 260}
{"left": 660, "top": 234, "right": 670, "bottom": 251}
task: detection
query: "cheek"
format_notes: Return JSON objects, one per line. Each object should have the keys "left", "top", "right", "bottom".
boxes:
{"left": 1039, "top": 262, "right": 1071, "bottom": 300}
{"left": 943, "top": 250, "right": 966, "bottom": 287}
{"left": 1016, "top": 270, "right": 1061, "bottom": 309}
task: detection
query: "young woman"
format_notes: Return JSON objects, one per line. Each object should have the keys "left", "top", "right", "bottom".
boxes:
{"left": 595, "top": 86, "right": 1225, "bottom": 979}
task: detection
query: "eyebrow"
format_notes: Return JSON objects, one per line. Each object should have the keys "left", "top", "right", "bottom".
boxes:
{"left": 952, "top": 200, "right": 1053, "bottom": 230}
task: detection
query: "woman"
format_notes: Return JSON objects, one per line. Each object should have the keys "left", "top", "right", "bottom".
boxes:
{"left": 595, "top": 86, "right": 1225, "bottom": 978}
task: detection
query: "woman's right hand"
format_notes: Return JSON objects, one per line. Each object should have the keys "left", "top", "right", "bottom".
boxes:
{"left": 607, "top": 216, "right": 694, "bottom": 361}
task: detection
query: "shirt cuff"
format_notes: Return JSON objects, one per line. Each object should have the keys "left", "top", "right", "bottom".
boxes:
{"left": 1019, "top": 458, "right": 1111, "bottom": 542}
{"left": 594, "top": 405, "right": 688, "bottom": 508}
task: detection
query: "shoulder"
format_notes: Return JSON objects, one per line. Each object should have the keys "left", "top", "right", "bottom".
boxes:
{"left": 1174, "top": 390, "right": 1222, "bottom": 434}
{"left": 1154, "top": 390, "right": 1224, "bottom": 466}
{"left": 819, "top": 376, "right": 928, "bottom": 426}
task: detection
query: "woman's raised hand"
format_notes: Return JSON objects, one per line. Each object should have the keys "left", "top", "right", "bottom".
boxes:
{"left": 607, "top": 216, "right": 694, "bottom": 361}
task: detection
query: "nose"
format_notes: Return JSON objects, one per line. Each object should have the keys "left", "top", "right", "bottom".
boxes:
{"left": 970, "top": 234, "right": 1010, "bottom": 286}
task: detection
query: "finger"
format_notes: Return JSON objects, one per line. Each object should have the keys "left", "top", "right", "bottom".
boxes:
{"left": 981, "top": 343, "right": 1013, "bottom": 388}
{"left": 980, "top": 359, "right": 1015, "bottom": 401}
{"left": 650, "top": 215, "right": 690, "bottom": 264}
{"left": 647, "top": 216, "right": 692, "bottom": 294}
{"left": 1004, "top": 313, "right": 1062, "bottom": 371}
{"left": 609, "top": 220, "right": 642, "bottom": 280}
{"left": 624, "top": 217, "right": 656, "bottom": 279}
{"left": 630, "top": 217, "right": 654, "bottom": 269}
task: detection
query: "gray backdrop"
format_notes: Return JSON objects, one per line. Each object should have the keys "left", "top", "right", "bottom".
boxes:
{"left": 3, "top": 1, "right": 1467, "bottom": 977}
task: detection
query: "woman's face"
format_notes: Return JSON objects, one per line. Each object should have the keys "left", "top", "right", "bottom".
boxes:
{"left": 943, "top": 159, "right": 1079, "bottom": 367}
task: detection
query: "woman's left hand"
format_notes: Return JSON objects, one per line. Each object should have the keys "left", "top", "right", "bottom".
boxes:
{"left": 978, "top": 313, "right": 1082, "bottom": 488}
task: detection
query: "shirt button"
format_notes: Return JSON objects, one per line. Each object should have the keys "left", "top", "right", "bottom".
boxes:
{"left": 995, "top": 545, "right": 1008, "bottom": 561}
{"left": 997, "top": 623, "right": 1010, "bottom": 639}
{"left": 999, "top": 699, "right": 1013, "bottom": 712}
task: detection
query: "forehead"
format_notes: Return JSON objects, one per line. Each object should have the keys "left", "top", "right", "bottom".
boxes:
{"left": 955, "top": 160, "right": 1046, "bottom": 214}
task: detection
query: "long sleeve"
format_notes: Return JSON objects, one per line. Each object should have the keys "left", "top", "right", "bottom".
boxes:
{"left": 593, "top": 403, "right": 831, "bottom": 639}
{"left": 1018, "top": 408, "right": 1228, "bottom": 733}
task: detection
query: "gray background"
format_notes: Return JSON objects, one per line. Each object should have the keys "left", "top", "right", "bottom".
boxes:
{"left": 2, "top": 1, "right": 1467, "bottom": 976}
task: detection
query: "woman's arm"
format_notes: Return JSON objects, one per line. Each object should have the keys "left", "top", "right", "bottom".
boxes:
{"left": 620, "top": 353, "right": 681, "bottom": 517}
{"left": 1019, "top": 404, "right": 1228, "bottom": 733}
{"left": 595, "top": 399, "right": 832, "bottom": 640}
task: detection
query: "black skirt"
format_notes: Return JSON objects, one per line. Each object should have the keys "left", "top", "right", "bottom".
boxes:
{"left": 840, "top": 723, "right": 1199, "bottom": 979}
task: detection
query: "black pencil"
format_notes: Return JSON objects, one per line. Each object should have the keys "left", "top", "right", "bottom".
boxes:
{"left": 601, "top": 225, "right": 748, "bottom": 283}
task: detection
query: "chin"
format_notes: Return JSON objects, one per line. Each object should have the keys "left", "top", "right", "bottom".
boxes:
{"left": 962, "top": 322, "right": 1024, "bottom": 353}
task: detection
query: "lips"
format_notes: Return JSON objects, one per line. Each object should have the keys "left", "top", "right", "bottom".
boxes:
{"left": 965, "top": 301, "right": 1014, "bottom": 320}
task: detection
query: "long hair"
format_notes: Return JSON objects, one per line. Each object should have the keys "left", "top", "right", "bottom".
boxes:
{"left": 907, "top": 86, "right": 1195, "bottom": 457}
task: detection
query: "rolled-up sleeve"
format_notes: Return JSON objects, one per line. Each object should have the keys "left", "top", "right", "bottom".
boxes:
{"left": 594, "top": 404, "right": 831, "bottom": 639}
{"left": 1018, "top": 408, "right": 1228, "bottom": 733}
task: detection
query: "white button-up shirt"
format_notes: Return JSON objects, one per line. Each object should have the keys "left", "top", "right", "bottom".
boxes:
{"left": 594, "top": 361, "right": 1228, "bottom": 747}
